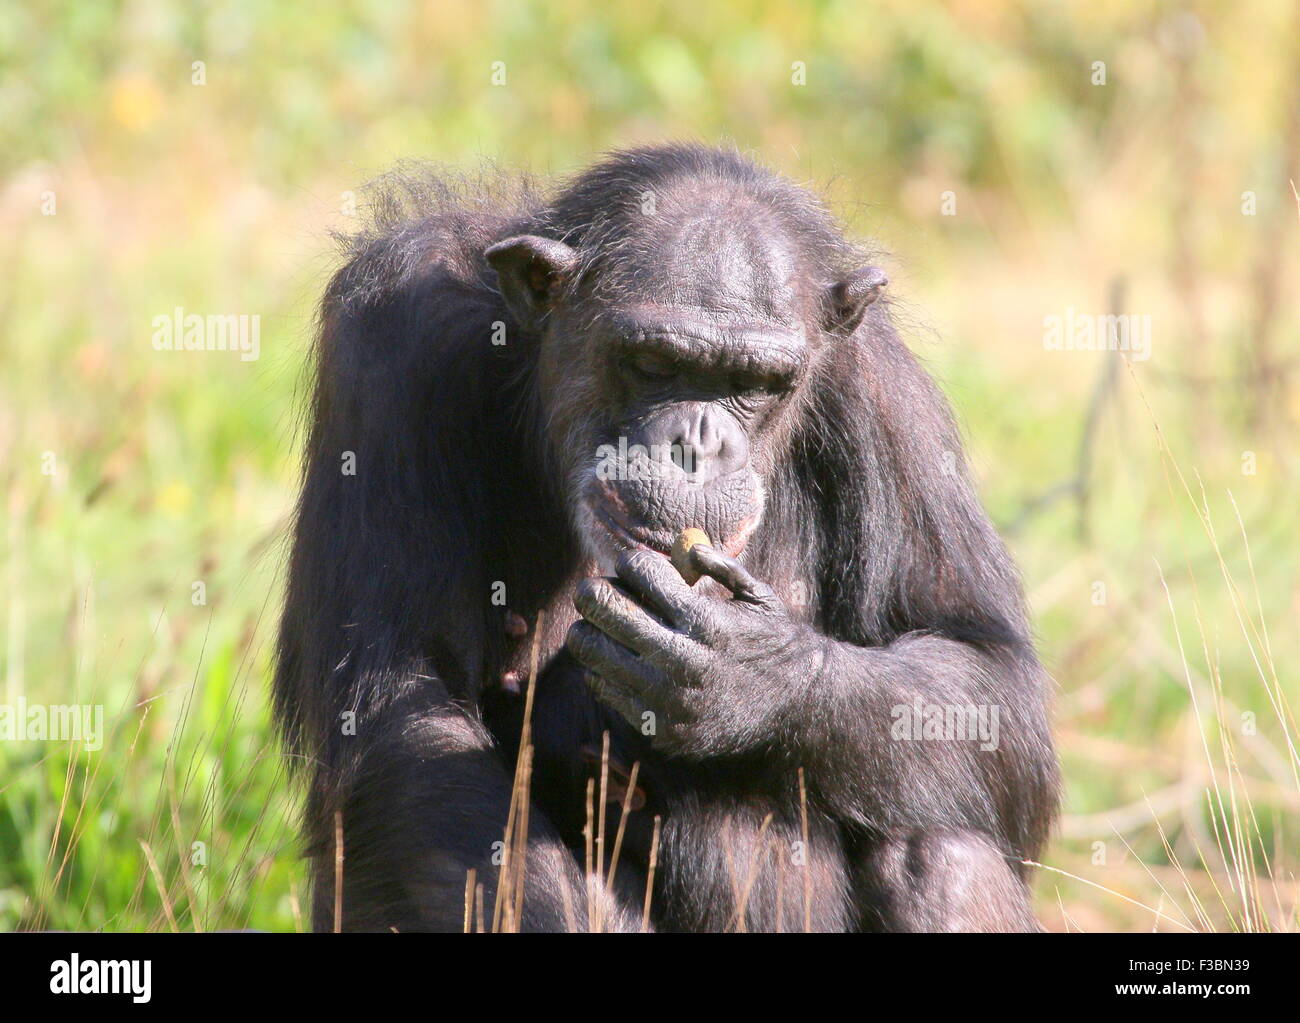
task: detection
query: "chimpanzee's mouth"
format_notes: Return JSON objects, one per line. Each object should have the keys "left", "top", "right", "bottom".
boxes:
{"left": 584, "top": 473, "right": 763, "bottom": 561}
{"left": 589, "top": 501, "right": 675, "bottom": 555}
{"left": 586, "top": 491, "right": 760, "bottom": 562}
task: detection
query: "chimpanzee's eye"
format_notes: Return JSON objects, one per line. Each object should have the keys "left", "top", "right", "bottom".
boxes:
{"left": 629, "top": 351, "right": 678, "bottom": 382}
{"left": 731, "top": 370, "right": 781, "bottom": 394}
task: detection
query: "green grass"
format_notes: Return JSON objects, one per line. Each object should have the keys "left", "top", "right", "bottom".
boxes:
{"left": 1, "top": 0, "right": 1297, "bottom": 932}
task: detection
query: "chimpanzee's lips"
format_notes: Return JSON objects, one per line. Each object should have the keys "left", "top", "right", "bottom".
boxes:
{"left": 585, "top": 482, "right": 758, "bottom": 559}
{"left": 590, "top": 502, "right": 675, "bottom": 555}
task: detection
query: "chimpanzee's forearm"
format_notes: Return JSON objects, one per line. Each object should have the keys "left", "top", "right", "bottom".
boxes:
{"left": 786, "top": 632, "right": 1056, "bottom": 859}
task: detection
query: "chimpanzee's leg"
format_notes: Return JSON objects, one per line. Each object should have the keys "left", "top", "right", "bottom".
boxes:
{"left": 856, "top": 828, "right": 1041, "bottom": 932}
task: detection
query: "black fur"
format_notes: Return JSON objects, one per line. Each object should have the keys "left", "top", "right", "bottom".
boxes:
{"left": 275, "top": 144, "right": 1058, "bottom": 932}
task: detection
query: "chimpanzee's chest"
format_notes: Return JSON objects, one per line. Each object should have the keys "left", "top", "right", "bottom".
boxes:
{"left": 482, "top": 649, "right": 853, "bottom": 930}
{"left": 485, "top": 651, "right": 795, "bottom": 878}
{"left": 483, "top": 650, "right": 665, "bottom": 871}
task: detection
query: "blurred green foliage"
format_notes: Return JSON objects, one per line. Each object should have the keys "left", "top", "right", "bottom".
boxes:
{"left": 0, "top": 1, "right": 1296, "bottom": 931}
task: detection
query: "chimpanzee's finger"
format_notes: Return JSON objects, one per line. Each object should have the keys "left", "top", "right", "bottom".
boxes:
{"left": 573, "top": 576, "right": 679, "bottom": 657}
{"left": 689, "top": 545, "right": 779, "bottom": 606}
{"left": 566, "top": 620, "right": 671, "bottom": 696}
{"left": 584, "top": 672, "right": 649, "bottom": 733}
{"left": 613, "top": 549, "right": 718, "bottom": 634}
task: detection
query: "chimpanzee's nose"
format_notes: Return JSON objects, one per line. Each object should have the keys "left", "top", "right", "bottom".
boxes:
{"left": 636, "top": 402, "right": 749, "bottom": 483}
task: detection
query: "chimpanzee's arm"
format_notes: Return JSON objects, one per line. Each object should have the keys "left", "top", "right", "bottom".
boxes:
{"left": 568, "top": 548, "right": 1056, "bottom": 857}
{"left": 795, "top": 633, "right": 1055, "bottom": 851}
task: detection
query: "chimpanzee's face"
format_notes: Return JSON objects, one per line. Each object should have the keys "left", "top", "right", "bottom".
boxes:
{"left": 545, "top": 210, "right": 816, "bottom": 566}
{"left": 557, "top": 301, "right": 806, "bottom": 564}
{"left": 485, "top": 201, "right": 885, "bottom": 569}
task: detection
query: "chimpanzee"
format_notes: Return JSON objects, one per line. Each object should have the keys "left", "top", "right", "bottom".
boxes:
{"left": 274, "top": 143, "right": 1059, "bottom": 932}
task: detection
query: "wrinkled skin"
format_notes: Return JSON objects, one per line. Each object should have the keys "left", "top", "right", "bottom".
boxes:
{"left": 570, "top": 546, "right": 825, "bottom": 760}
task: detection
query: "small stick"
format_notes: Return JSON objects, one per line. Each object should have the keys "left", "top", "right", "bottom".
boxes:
{"left": 333, "top": 810, "right": 344, "bottom": 933}
{"left": 606, "top": 761, "right": 641, "bottom": 896}
{"left": 509, "top": 744, "right": 534, "bottom": 931}
{"left": 596, "top": 732, "right": 610, "bottom": 896}
{"left": 463, "top": 869, "right": 476, "bottom": 933}
{"left": 584, "top": 778, "right": 597, "bottom": 931}
{"left": 798, "top": 767, "right": 812, "bottom": 933}
{"left": 719, "top": 818, "right": 745, "bottom": 931}
{"left": 731, "top": 813, "right": 775, "bottom": 931}
{"left": 494, "top": 609, "right": 545, "bottom": 932}
{"left": 641, "top": 815, "right": 662, "bottom": 933}
{"left": 774, "top": 844, "right": 787, "bottom": 933}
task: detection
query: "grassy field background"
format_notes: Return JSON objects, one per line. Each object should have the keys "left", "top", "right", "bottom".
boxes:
{"left": 1, "top": 0, "right": 1296, "bottom": 931}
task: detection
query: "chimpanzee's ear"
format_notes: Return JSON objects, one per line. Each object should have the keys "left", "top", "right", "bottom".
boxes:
{"left": 824, "top": 266, "right": 888, "bottom": 335}
{"left": 484, "top": 235, "right": 578, "bottom": 331}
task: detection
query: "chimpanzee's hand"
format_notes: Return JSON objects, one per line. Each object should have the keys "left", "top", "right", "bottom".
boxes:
{"left": 567, "top": 547, "right": 829, "bottom": 759}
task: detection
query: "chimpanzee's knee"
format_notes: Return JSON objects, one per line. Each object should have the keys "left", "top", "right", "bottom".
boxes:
{"left": 858, "top": 828, "right": 1040, "bottom": 932}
